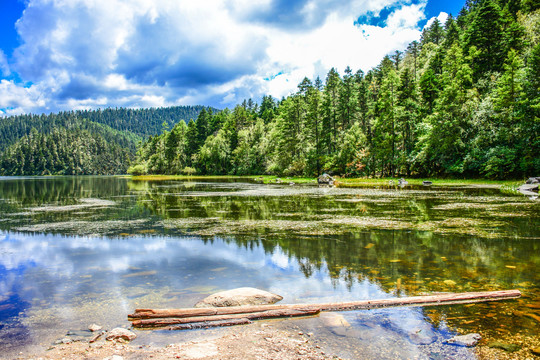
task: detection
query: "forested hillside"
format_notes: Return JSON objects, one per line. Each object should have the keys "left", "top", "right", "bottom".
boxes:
{"left": 0, "top": 106, "right": 210, "bottom": 175}
{"left": 132, "top": 0, "right": 539, "bottom": 179}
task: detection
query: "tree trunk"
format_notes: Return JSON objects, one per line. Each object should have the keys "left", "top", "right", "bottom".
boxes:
{"left": 130, "top": 290, "right": 520, "bottom": 322}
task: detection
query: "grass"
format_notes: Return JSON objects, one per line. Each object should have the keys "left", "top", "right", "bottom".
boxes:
{"left": 336, "top": 177, "right": 523, "bottom": 188}
{"left": 130, "top": 174, "right": 318, "bottom": 184}
{"left": 129, "top": 174, "right": 524, "bottom": 188}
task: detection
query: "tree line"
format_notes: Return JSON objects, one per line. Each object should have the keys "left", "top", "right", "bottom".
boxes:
{"left": 132, "top": 0, "right": 539, "bottom": 179}
{"left": 0, "top": 106, "right": 210, "bottom": 175}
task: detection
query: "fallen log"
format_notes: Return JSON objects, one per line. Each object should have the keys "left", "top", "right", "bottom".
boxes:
{"left": 132, "top": 308, "right": 320, "bottom": 328}
{"left": 129, "top": 290, "right": 521, "bottom": 321}
{"left": 166, "top": 318, "right": 252, "bottom": 330}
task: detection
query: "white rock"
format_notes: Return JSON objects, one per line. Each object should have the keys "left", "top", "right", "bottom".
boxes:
{"left": 194, "top": 287, "right": 283, "bottom": 308}
{"left": 89, "top": 323, "right": 102, "bottom": 332}
{"left": 445, "top": 333, "right": 482, "bottom": 347}
{"left": 105, "top": 328, "right": 136, "bottom": 342}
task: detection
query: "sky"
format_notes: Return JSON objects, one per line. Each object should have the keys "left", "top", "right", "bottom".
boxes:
{"left": 0, "top": 0, "right": 465, "bottom": 116}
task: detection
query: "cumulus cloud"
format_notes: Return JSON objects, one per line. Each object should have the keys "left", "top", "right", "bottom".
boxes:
{"left": 1, "top": 0, "right": 433, "bottom": 115}
{"left": 0, "top": 50, "right": 10, "bottom": 77}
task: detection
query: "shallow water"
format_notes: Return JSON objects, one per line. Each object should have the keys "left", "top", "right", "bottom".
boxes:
{"left": 0, "top": 176, "right": 538, "bottom": 359}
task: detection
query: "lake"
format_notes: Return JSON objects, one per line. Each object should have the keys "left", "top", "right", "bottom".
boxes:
{"left": 0, "top": 176, "right": 538, "bottom": 359}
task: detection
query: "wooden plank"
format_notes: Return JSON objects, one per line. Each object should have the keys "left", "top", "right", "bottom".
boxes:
{"left": 129, "top": 290, "right": 521, "bottom": 320}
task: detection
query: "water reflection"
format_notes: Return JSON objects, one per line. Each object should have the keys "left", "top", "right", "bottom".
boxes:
{"left": 1, "top": 231, "right": 480, "bottom": 359}
{"left": 0, "top": 177, "right": 538, "bottom": 358}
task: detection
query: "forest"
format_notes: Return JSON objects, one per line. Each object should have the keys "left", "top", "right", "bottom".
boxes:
{"left": 131, "top": 0, "right": 539, "bottom": 179}
{"left": 1, "top": 0, "right": 539, "bottom": 179}
{"left": 0, "top": 106, "right": 209, "bottom": 175}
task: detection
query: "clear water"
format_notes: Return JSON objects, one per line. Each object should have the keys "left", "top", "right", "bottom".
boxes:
{"left": 0, "top": 177, "right": 538, "bottom": 359}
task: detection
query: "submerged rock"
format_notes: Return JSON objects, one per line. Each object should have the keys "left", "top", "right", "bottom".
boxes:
{"left": 106, "top": 328, "right": 137, "bottom": 342}
{"left": 444, "top": 333, "right": 481, "bottom": 347}
{"left": 408, "top": 329, "right": 437, "bottom": 345}
{"left": 488, "top": 341, "right": 521, "bottom": 352}
{"left": 487, "top": 342, "right": 521, "bottom": 352}
{"left": 194, "top": 287, "right": 283, "bottom": 308}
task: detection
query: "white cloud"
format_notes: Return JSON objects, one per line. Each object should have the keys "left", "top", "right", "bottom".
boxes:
{"left": 1, "top": 0, "right": 430, "bottom": 115}
{"left": 425, "top": 11, "right": 449, "bottom": 28}
{"left": 0, "top": 50, "right": 10, "bottom": 77}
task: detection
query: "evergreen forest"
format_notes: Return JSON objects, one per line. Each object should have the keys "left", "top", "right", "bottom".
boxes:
{"left": 1, "top": 0, "right": 539, "bottom": 179}
{"left": 0, "top": 106, "right": 209, "bottom": 175}
{"left": 131, "top": 0, "right": 540, "bottom": 179}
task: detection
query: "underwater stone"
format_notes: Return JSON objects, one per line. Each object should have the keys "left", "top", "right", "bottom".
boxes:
{"left": 487, "top": 342, "right": 521, "bottom": 352}
{"left": 444, "top": 333, "right": 481, "bottom": 347}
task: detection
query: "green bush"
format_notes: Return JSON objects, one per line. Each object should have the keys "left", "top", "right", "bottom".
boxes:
{"left": 127, "top": 164, "right": 147, "bottom": 175}
{"left": 181, "top": 166, "right": 197, "bottom": 176}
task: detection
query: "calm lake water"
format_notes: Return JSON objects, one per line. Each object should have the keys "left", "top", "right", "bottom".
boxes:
{"left": 0, "top": 176, "right": 538, "bottom": 359}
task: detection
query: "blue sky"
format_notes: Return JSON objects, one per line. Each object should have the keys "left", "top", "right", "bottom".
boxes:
{"left": 0, "top": 0, "right": 465, "bottom": 116}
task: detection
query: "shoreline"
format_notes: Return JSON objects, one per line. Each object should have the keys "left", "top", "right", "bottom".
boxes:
{"left": 10, "top": 321, "right": 540, "bottom": 360}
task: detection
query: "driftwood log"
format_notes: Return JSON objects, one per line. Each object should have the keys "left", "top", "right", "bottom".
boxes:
{"left": 166, "top": 318, "right": 253, "bottom": 330}
{"left": 133, "top": 308, "right": 320, "bottom": 328}
{"left": 129, "top": 290, "right": 521, "bottom": 329}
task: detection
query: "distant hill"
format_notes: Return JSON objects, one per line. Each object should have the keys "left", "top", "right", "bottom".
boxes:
{"left": 0, "top": 106, "right": 214, "bottom": 175}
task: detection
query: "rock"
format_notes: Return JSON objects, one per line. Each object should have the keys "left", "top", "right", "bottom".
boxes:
{"left": 105, "top": 328, "right": 136, "bottom": 342}
{"left": 531, "top": 347, "right": 540, "bottom": 356}
{"left": 444, "top": 333, "right": 481, "bottom": 347}
{"left": 104, "top": 356, "right": 124, "bottom": 360}
{"left": 320, "top": 312, "right": 351, "bottom": 337}
{"left": 88, "top": 324, "right": 102, "bottom": 332}
{"left": 317, "top": 173, "right": 334, "bottom": 185}
{"left": 194, "top": 287, "right": 283, "bottom": 308}
{"left": 408, "top": 329, "right": 437, "bottom": 345}
{"left": 54, "top": 338, "right": 73, "bottom": 345}
{"left": 398, "top": 178, "right": 408, "bottom": 186}
{"left": 422, "top": 180, "right": 433, "bottom": 186}
{"left": 526, "top": 177, "right": 540, "bottom": 184}
{"left": 487, "top": 341, "right": 521, "bottom": 352}
{"left": 519, "top": 183, "right": 539, "bottom": 194}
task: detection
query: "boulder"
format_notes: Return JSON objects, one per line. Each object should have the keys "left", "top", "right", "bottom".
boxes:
{"left": 398, "top": 178, "right": 408, "bottom": 186}
{"left": 106, "top": 328, "right": 136, "bottom": 342}
{"left": 422, "top": 181, "right": 433, "bottom": 186}
{"left": 444, "top": 333, "right": 481, "bottom": 347}
{"left": 88, "top": 323, "right": 102, "bottom": 332}
{"left": 526, "top": 177, "right": 540, "bottom": 184}
{"left": 194, "top": 287, "right": 283, "bottom": 308}
{"left": 318, "top": 173, "right": 334, "bottom": 185}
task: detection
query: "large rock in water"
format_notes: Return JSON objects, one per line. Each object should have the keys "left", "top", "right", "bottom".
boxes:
{"left": 194, "top": 287, "right": 283, "bottom": 308}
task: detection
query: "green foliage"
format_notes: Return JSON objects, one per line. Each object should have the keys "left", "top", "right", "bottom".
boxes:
{"left": 0, "top": 106, "right": 211, "bottom": 175}
{"left": 181, "top": 166, "right": 197, "bottom": 176}
{"left": 127, "top": 164, "right": 147, "bottom": 175}
{"left": 4, "top": 1, "right": 538, "bottom": 180}
{"left": 0, "top": 126, "right": 132, "bottom": 175}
